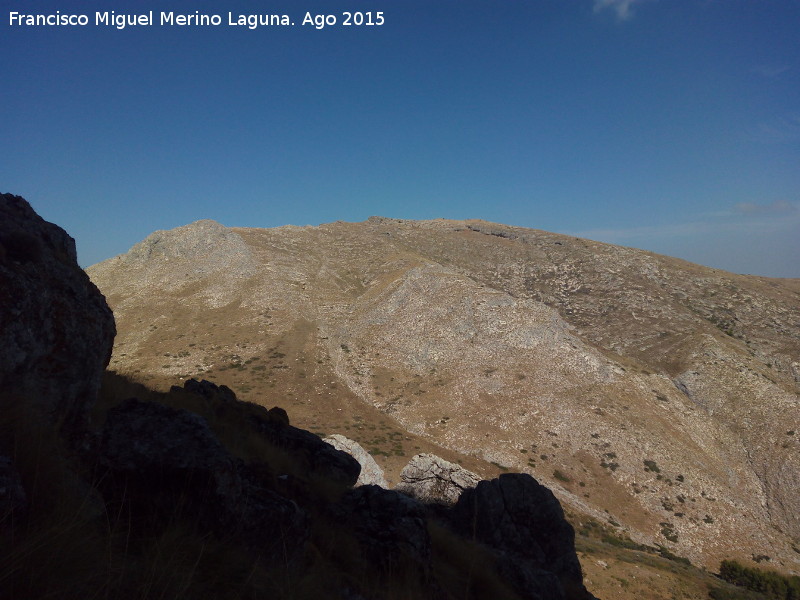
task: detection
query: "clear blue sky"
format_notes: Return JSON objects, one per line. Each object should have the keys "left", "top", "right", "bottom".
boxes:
{"left": 2, "top": 0, "right": 798, "bottom": 276}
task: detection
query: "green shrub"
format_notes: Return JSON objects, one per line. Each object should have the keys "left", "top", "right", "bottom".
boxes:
{"left": 719, "top": 559, "right": 800, "bottom": 599}
{"left": 644, "top": 459, "right": 660, "bottom": 473}
{"left": 553, "top": 469, "right": 571, "bottom": 483}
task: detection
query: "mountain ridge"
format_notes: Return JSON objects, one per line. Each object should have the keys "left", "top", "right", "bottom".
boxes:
{"left": 87, "top": 215, "right": 800, "bottom": 574}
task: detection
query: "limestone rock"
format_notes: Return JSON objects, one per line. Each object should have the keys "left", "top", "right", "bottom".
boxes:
{"left": 0, "top": 193, "right": 115, "bottom": 435}
{"left": 451, "top": 473, "right": 594, "bottom": 600}
{"left": 396, "top": 453, "right": 479, "bottom": 504}
{"left": 324, "top": 434, "right": 388, "bottom": 487}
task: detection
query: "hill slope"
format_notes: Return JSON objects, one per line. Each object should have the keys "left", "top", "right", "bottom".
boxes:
{"left": 87, "top": 216, "right": 800, "bottom": 573}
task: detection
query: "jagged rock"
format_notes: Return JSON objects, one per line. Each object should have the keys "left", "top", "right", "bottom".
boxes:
{"left": 0, "top": 194, "right": 115, "bottom": 436}
{"left": 174, "top": 378, "right": 360, "bottom": 487}
{"left": 177, "top": 378, "right": 237, "bottom": 403}
{"left": 396, "top": 453, "right": 479, "bottom": 504}
{"left": 98, "top": 397, "right": 308, "bottom": 561}
{"left": 99, "top": 397, "right": 243, "bottom": 507}
{"left": 324, "top": 434, "right": 388, "bottom": 487}
{"left": 451, "top": 473, "right": 594, "bottom": 600}
{"left": 232, "top": 465, "right": 308, "bottom": 556}
{"left": 333, "top": 485, "right": 431, "bottom": 573}
{"left": 247, "top": 410, "right": 361, "bottom": 488}
{"left": 0, "top": 455, "right": 27, "bottom": 530}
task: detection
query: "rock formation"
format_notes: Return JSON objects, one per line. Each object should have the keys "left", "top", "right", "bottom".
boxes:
{"left": 0, "top": 193, "right": 115, "bottom": 435}
{"left": 333, "top": 484, "right": 431, "bottom": 573}
{"left": 98, "top": 396, "right": 308, "bottom": 561}
{"left": 396, "top": 453, "right": 480, "bottom": 504}
{"left": 451, "top": 473, "right": 595, "bottom": 600}
{"left": 325, "top": 434, "right": 388, "bottom": 487}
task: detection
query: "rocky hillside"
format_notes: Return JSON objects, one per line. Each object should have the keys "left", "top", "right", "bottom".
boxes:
{"left": 2, "top": 195, "right": 602, "bottom": 599}
{"left": 87, "top": 215, "right": 800, "bottom": 577}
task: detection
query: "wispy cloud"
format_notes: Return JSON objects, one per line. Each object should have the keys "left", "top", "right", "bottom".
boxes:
{"left": 593, "top": 0, "right": 647, "bottom": 21}
{"left": 750, "top": 64, "right": 791, "bottom": 79}
{"left": 574, "top": 201, "right": 800, "bottom": 242}
{"left": 751, "top": 113, "right": 800, "bottom": 144}
{"left": 733, "top": 199, "right": 796, "bottom": 216}
{"left": 569, "top": 200, "right": 800, "bottom": 276}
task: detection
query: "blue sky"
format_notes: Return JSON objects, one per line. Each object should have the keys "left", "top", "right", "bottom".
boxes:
{"left": 2, "top": 0, "right": 798, "bottom": 276}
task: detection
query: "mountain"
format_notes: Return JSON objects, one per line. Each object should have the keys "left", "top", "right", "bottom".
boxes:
{"left": 87, "top": 216, "right": 800, "bottom": 574}
{"left": 2, "top": 194, "right": 600, "bottom": 600}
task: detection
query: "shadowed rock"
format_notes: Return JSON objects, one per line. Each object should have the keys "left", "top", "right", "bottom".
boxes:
{"left": 0, "top": 193, "right": 115, "bottom": 436}
{"left": 0, "top": 455, "right": 26, "bottom": 531}
{"left": 98, "top": 398, "right": 308, "bottom": 562}
{"left": 451, "top": 473, "right": 595, "bottom": 600}
{"left": 333, "top": 485, "right": 431, "bottom": 574}
{"left": 246, "top": 407, "right": 361, "bottom": 488}
{"left": 174, "top": 378, "right": 361, "bottom": 487}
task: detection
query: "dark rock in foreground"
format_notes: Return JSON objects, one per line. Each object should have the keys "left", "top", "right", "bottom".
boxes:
{"left": 452, "top": 473, "right": 596, "bottom": 599}
{"left": 0, "top": 193, "right": 115, "bottom": 436}
{"left": 98, "top": 397, "right": 308, "bottom": 563}
{"left": 334, "top": 484, "right": 432, "bottom": 574}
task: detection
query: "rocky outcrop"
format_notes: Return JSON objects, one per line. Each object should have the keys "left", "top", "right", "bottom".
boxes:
{"left": 324, "top": 434, "right": 388, "bottom": 487}
{"left": 451, "top": 473, "right": 595, "bottom": 600}
{"left": 246, "top": 406, "right": 361, "bottom": 488}
{"left": 0, "top": 194, "right": 115, "bottom": 435}
{"left": 333, "top": 485, "right": 431, "bottom": 574}
{"left": 396, "top": 453, "right": 479, "bottom": 504}
{"left": 172, "top": 379, "right": 362, "bottom": 487}
{"left": 98, "top": 397, "right": 308, "bottom": 562}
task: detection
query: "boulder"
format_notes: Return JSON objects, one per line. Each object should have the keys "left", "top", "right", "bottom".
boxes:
{"left": 0, "top": 194, "right": 115, "bottom": 436}
{"left": 98, "top": 398, "right": 308, "bottom": 562}
{"left": 396, "top": 453, "right": 479, "bottom": 504}
{"left": 324, "top": 434, "right": 388, "bottom": 487}
{"left": 333, "top": 485, "right": 431, "bottom": 574}
{"left": 451, "top": 473, "right": 595, "bottom": 600}
{"left": 98, "top": 397, "right": 242, "bottom": 511}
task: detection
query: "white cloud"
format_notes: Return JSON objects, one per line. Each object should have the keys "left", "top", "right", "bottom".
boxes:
{"left": 593, "top": 0, "right": 646, "bottom": 21}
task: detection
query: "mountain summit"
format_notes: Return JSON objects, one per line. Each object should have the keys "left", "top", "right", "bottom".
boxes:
{"left": 88, "top": 216, "right": 800, "bottom": 573}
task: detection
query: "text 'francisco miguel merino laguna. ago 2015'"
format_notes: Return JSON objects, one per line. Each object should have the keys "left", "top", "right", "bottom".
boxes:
{"left": 8, "top": 11, "right": 386, "bottom": 30}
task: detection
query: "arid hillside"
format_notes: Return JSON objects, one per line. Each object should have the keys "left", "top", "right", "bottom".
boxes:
{"left": 87, "top": 216, "right": 800, "bottom": 575}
